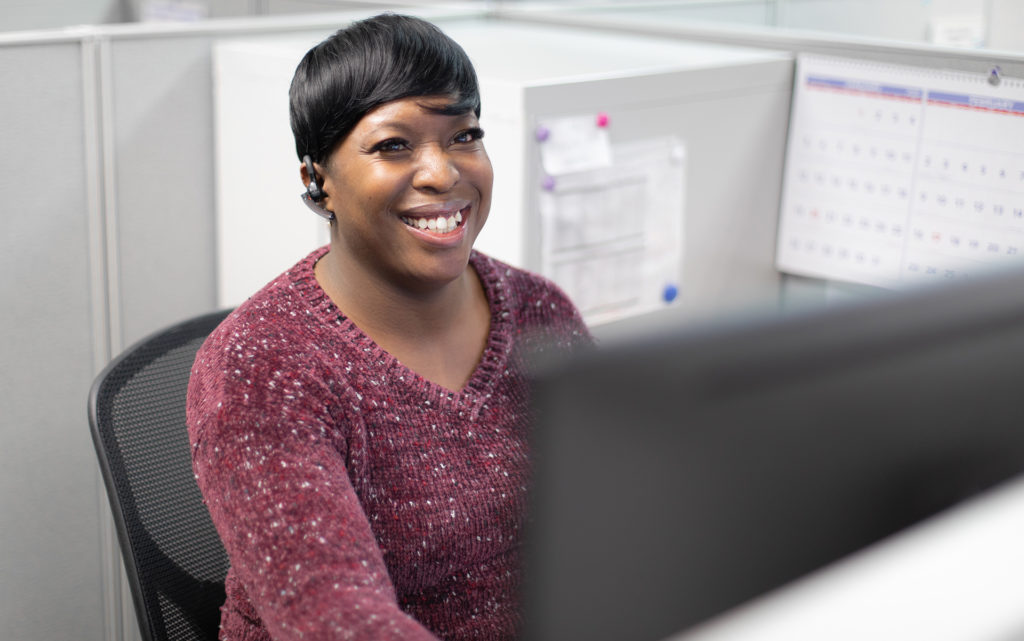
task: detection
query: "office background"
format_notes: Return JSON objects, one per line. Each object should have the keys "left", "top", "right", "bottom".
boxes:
{"left": 4, "top": 2, "right": 1024, "bottom": 640}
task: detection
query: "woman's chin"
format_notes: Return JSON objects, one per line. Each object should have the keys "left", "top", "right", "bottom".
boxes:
{"left": 403, "top": 253, "right": 475, "bottom": 291}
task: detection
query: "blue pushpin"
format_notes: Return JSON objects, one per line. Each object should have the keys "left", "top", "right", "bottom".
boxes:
{"left": 541, "top": 175, "right": 556, "bottom": 191}
{"left": 535, "top": 125, "right": 551, "bottom": 142}
{"left": 662, "top": 283, "right": 679, "bottom": 303}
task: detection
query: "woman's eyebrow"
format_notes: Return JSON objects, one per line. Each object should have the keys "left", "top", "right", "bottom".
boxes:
{"left": 361, "top": 120, "right": 410, "bottom": 135}
{"left": 364, "top": 115, "right": 476, "bottom": 137}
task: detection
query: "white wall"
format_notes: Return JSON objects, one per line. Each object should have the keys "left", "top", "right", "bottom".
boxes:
{"left": 6, "top": 0, "right": 1024, "bottom": 53}
{"left": 1, "top": 0, "right": 129, "bottom": 29}
{"left": 989, "top": 0, "right": 1024, "bottom": 51}
{"left": 778, "top": 0, "right": 988, "bottom": 42}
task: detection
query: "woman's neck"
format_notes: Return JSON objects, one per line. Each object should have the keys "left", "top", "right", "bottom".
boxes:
{"left": 313, "top": 246, "right": 491, "bottom": 391}
{"left": 315, "top": 246, "right": 477, "bottom": 335}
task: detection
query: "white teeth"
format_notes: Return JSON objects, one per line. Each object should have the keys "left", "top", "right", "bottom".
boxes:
{"left": 402, "top": 210, "right": 465, "bottom": 233}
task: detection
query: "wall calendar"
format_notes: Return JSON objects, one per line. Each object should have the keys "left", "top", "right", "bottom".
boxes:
{"left": 777, "top": 54, "right": 1024, "bottom": 288}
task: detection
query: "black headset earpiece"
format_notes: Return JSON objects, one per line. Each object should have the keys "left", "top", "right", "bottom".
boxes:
{"left": 300, "top": 154, "right": 334, "bottom": 221}
{"left": 303, "top": 154, "right": 325, "bottom": 201}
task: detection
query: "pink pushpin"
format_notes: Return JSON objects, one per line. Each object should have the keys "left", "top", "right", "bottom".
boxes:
{"left": 595, "top": 112, "right": 610, "bottom": 128}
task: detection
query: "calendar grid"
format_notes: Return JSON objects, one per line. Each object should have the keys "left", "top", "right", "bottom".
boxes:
{"left": 777, "top": 55, "right": 1024, "bottom": 288}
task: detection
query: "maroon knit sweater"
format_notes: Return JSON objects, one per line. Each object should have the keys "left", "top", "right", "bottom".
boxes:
{"left": 187, "top": 246, "right": 591, "bottom": 641}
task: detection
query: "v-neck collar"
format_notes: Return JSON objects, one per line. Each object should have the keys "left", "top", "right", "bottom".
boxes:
{"left": 295, "top": 246, "right": 514, "bottom": 420}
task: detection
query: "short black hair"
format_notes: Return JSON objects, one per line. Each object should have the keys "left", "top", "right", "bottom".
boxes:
{"left": 289, "top": 13, "right": 481, "bottom": 165}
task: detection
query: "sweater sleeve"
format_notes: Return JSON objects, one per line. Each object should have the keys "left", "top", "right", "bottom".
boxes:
{"left": 187, "top": 329, "right": 439, "bottom": 641}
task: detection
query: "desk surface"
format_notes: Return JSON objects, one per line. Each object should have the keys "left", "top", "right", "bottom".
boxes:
{"left": 673, "top": 473, "right": 1024, "bottom": 641}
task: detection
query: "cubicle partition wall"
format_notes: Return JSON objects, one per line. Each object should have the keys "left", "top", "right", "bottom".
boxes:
{"left": 1, "top": 32, "right": 108, "bottom": 641}
{"left": 497, "top": 4, "right": 1024, "bottom": 310}
{"left": 8, "top": 5, "right": 1024, "bottom": 641}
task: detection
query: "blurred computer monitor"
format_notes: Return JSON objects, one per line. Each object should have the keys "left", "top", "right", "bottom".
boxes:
{"left": 523, "top": 268, "right": 1024, "bottom": 641}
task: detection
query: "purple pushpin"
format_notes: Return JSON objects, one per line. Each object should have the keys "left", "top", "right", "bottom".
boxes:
{"left": 535, "top": 125, "right": 551, "bottom": 142}
{"left": 596, "top": 112, "right": 610, "bottom": 128}
{"left": 541, "top": 175, "right": 556, "bottom": 191}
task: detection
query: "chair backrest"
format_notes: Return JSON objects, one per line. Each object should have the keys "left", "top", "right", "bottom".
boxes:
{"left": 89, "top": 309, "right": 233, "bottom": 641}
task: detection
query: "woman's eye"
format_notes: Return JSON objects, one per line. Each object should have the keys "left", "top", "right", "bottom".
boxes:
{"left": 453, "top": 128, "right": 485, "bottom": 145}
{"left": 373, "top": 139, "right": 408, "bottom": 153}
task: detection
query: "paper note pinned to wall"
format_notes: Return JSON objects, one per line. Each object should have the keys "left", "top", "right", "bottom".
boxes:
{"left": 536, "top": 114, "right": 614, "bottom": 175}
{"left": 539, "top": 137, "right": 686, "bottom": 325}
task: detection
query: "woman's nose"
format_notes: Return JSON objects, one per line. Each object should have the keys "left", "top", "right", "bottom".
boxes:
{"left": 412, "top": 146, "right": 459, "bottom": 193}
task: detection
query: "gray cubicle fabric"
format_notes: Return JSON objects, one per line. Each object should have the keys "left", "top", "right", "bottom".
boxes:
{"left": 0, "top": 41, "right": 107, "bottom": 641}
{"left": 106, "top": 34, "right": 219, "bottom": 346}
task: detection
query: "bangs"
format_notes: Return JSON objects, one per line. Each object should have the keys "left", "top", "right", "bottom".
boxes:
{"left": 290, "top": 14, "right": 481, "bottom": 164}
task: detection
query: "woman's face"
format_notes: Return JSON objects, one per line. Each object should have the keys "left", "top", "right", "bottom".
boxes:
{"left": 316, "top": 94, "right": 493, "bottom": 291}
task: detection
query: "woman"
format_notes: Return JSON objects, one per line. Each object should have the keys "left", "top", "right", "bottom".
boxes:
{"left": 187, "top": 14, "right": 591, "bottom": 641}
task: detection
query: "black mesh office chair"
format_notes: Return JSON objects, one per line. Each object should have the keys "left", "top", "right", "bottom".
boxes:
{"left": 89, "top": 309, "right": 233, "bottom": 641}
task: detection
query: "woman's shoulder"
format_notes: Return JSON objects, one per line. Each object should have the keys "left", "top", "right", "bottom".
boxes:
{"left": 471, "top": 251, "right": 591, "bottom": 340}
{"left": 471, "top": 251, "right": 568, "bottom": 304}
{"left": 194, "top": 246, "right": 348, "bottom": 375}
{"left": 187, "top": 248, "right": 369, "bottom": 436}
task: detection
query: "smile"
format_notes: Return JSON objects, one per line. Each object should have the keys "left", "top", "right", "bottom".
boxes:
{"left": 400, "top": 207, "right": 467, "bottom": 235}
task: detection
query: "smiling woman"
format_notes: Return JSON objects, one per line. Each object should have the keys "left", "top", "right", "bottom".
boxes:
{"left": 313, "top": 95, "right": 492, "bottom": 313}
{"left": 186, "top": 13, "right": 592, "bottom": 641}
{"left": 311, "top": 93, "right": 495, "bottom": 392}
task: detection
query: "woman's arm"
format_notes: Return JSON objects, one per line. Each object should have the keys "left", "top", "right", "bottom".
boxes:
{"left": 188, "top": 344, "right": 439, "bottom": 641}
